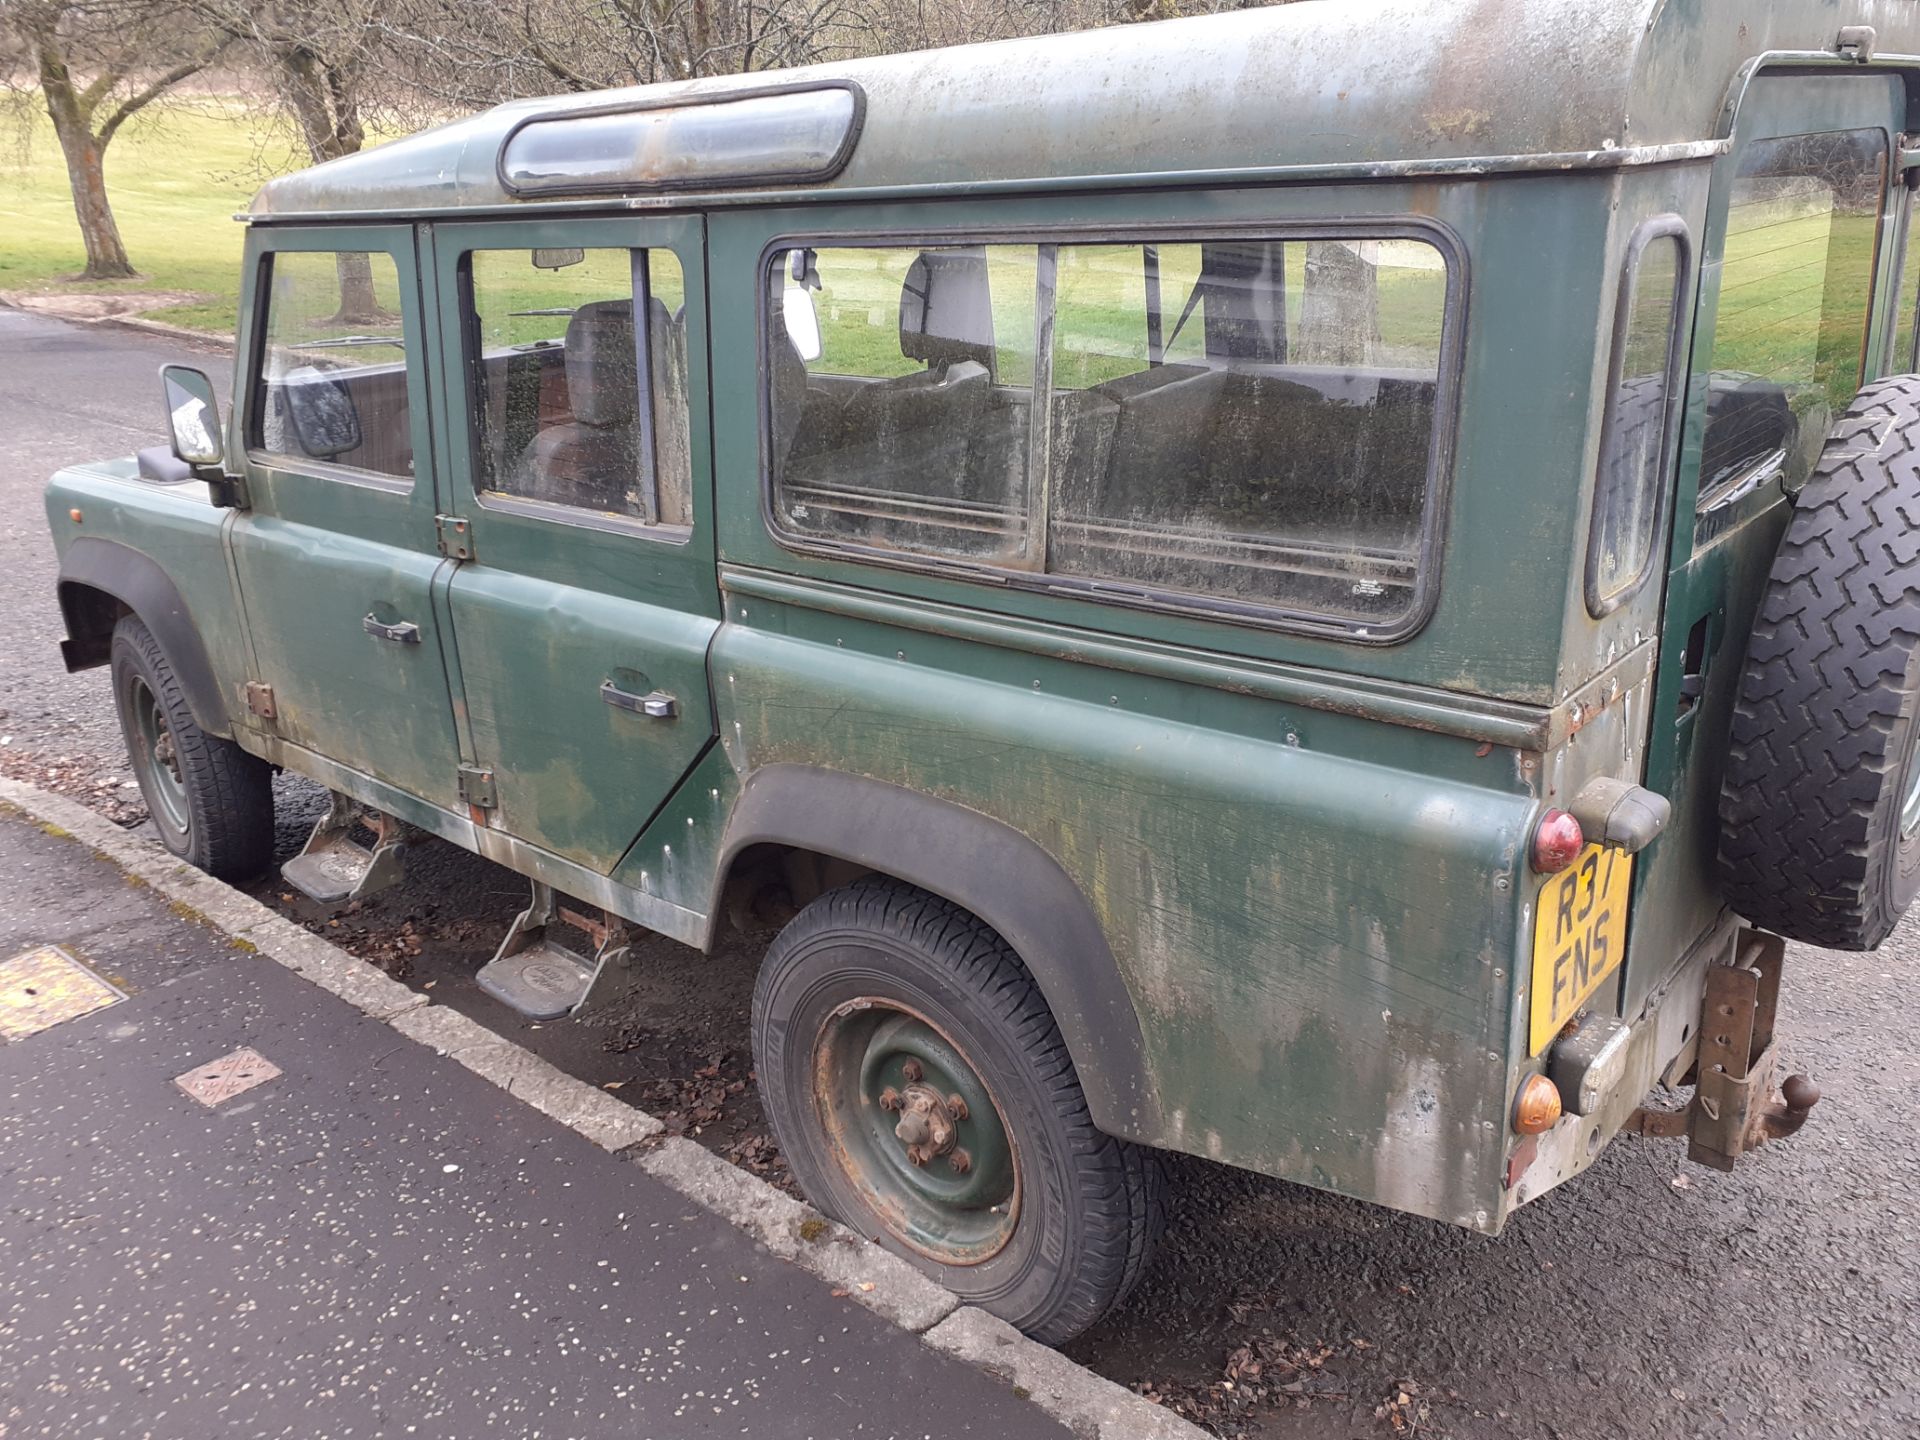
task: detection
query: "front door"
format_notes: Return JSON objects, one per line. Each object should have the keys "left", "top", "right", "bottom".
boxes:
{"left": 426, "top": 218, "right": 719, "bottom": 871}
{"left": 229, "top": 225, "right": 463, "bottom": 807}
{"left": 1638, "top": 72, "right": 1908, "bottom": 967}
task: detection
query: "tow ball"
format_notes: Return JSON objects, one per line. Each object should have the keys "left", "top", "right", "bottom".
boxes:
{"left": 1626, "top": 929, "right": 1820, "bottom": 1171}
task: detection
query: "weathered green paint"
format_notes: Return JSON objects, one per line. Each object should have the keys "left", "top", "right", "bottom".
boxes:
{"left": 41, "top": 466, "right": 253, "bottom": 732}
{"left": 42, "top": 2, "right": 1920, "bottom": 1237}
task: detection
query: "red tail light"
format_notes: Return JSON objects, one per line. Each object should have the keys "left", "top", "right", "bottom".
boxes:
{"left": 1531, "top": 809, "right": 1584, "bottom": 874}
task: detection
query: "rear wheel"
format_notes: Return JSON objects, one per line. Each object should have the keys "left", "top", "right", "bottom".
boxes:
{"left": 110, "top": 615, "right": 274, "bottom": 880}
{"left": 751, "top": 877, "right": 1162, "bottom": 1344}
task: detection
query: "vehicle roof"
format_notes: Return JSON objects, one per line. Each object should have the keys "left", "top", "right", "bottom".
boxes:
{"left": 248, "top": 0, "right": 1920, "bottom": 220}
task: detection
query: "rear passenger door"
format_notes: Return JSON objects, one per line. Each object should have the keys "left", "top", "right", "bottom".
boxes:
{"left": 426, "top": 218, "right": 719, "bottom": 871}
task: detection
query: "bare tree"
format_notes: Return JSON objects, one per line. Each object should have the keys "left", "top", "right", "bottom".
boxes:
{"left": 191, "top": 0, "right": 389, "bottom": 318}
{"left": 1, "top": 0, "right": 229, "bottom": 278}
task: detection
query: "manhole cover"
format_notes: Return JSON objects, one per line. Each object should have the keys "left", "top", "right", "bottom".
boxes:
{"left": 175, "top": 1046, "right": 282, "bottom": 1107}
{"left": 0, "top": 945, "right": 125, "bottom": 1041}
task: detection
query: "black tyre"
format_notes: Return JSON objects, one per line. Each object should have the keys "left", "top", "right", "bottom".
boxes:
{"left": 751, "top": 878, "right": 1162, "bottom": 1343}
{"left": 110, "top": 614, "right": 274, "bottom": 880}
{"left": 1720, "top": 375, "right": 1920, "bottom": 948}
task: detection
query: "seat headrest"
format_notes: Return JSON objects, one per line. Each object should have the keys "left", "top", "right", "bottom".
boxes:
{"left": 899, "top": 249, "right": 996, "bottom": 373}
{"left": 563, "top": 299, "right": 638, "bottom": 429}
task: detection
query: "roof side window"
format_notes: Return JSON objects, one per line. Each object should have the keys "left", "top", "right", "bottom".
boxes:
{"left": 249, "top": 249, "right": 413, "bottom": 482}
{"left": 1586, "top": 219, "right": 1689, "bottom": 616}
{"left": 766, "top": 232, "right": 1459, "bottom": 639}
{"left": 462, "top": 247, "right": 692, "bottom": 529}
{"left": 1697, "top": 128, "right": 1888, "bottom": 539}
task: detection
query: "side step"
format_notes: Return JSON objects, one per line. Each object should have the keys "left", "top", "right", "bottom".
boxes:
{"left": 476, "top": 883, "right": 642, "bottom": 1021}
{"left": 280, "top": 792, "right": 409, "bottom": 906}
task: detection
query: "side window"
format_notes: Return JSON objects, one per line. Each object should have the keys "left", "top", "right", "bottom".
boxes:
{"left": 767, "top": 232, "right": 1456, "bottom": 635}
{"left": 769, "top": 245, "right": 1037, "bottom": 563}
{"left": 251, "top": 249, "right": 413, "bottom": 481}
{"left": 1699, "top": 129, "right": 1888, "bottom": 524}
{"left": 464, "top": 247, "right": 692, "bottom": 529}
{"left": 1586, "top": 221, "right": 1688, "bottom": 615}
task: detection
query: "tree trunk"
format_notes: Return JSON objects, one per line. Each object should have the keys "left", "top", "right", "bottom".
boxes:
{"left": 279, "top": 47, "right": 382, "bottom": 324}
{"left": 1295, "top": 242, "right": 1380, "bottom": 367}
{"left": 34, "top": 38, "right": 136, "bottom": 280}
{"left": 332, "top": 251, "right": 381, "bottom": 325}
{"left": 60, "top": 130, "right": 134, "bottom": 281}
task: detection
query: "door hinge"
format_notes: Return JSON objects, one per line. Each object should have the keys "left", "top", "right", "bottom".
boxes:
{"left": 457, "top": 763, "right": 496, "bottom": 810}
{"left": 436, "top": 514, "right": 474, "bottom": 561}
{"left": 244, "top": 681, "right": 278, "bottom": 720}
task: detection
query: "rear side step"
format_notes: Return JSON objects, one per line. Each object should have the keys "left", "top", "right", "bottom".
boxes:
{"left": 476, "top": 882, "right": 643, "bottom": 1020}
{"left": 280, "top": 792, "right": 410, "bottom": 906}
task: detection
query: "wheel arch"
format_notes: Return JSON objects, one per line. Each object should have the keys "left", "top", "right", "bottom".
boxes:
{"left": 58, "top": 537, "right": 232, "bottom": 736}
{"left": 707, "top": 763, "right": 1163, "bottom": 1143}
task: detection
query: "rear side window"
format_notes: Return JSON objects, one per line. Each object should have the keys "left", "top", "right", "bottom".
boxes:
{"left": 461, "top": 247, "right": 692, "bottom": 529}
{"left": 766, "top": 232, "right": 1457, "bottom": 638}
{"left": 1698, "top": 129, "right": 1888, "bottom": 529}
{"left": 1586, "top": 220, "right": 1688, "bottom": 615}
{"left": 250, "top": 249, "right": 413, "bottom": 481}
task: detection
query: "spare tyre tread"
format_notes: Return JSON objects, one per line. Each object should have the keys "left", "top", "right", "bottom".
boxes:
{"left": 1719, "top": 375, "right": 1920, "bottom": 949}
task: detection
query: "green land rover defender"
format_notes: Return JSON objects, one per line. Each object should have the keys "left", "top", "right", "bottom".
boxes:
{"left": 43, "top": 0, "right": 1920, "bottom": 1342}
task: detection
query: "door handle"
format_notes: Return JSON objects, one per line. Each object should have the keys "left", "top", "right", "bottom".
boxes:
{"left": 601, "top": 680, "right": 677, "bottom": 718}
{"left": 363, "top": 615, "right": 421, "bottom": 644}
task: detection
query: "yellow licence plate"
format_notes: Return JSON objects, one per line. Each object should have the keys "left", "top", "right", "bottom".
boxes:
{"left": 1529, "top": 845, "right": 1633, "bottom": 1056}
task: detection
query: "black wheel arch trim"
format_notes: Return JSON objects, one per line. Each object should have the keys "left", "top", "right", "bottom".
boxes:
{"left": 57, "top": 536, "right": 232, "bottom": 736}
{"left": 711, "top": 763, "right": 1163, "bottom": 1144}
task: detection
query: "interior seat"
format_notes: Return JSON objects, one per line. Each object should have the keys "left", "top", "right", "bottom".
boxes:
{"left": 515, "top": 298, "right": 641, "bottom": 512}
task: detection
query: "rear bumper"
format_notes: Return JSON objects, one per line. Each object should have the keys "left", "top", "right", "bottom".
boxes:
{"left": 1500, "top": 913, "right": 1815, "bottom": 1216}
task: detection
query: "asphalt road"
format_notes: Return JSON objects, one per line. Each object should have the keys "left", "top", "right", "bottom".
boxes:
{"left": 0, "top": 808, "right": 1070, "bottom": 1440}
{"left": 4, "top": 307, "right": 1918, "bottom": 1439}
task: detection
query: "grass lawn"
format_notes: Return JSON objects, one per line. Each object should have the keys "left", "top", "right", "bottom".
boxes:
{"left": 1, "top": 97, "right": 295, "bottom": 336}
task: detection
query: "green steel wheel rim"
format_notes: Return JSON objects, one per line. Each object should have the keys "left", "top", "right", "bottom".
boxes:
{"left": 812, "top": 1000, "right": 1019, "bottom": 1266}
{"left": 128, "top": 674, "right": 190, "bottom": 836}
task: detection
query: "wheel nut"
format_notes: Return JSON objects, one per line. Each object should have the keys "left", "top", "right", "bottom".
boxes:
{"left": 949, "top": 1148, "right": 972, "bottom": 1175}
{"left": 907, "top": 1145, "right": 929, "bottom": 1167}
{"left": 901, "top": 1060, "right": 923, "bottom": 1083}
{"left": 878, "top": 1087, "right": 901, "bottom": 1111}
{"left": 947, "top": 1093, "right": 969, "bottom": 1122}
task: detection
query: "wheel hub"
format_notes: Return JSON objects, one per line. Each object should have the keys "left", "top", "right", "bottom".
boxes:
{"left": 881, "top": 1080, "right": 971, "bottom": 1171}
{"left": 152, "top": 726, "right": 180, "bottom": 781}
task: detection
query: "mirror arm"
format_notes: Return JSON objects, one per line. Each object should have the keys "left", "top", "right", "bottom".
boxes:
{"left": 200, "top": 468, "right": 250, "bottom": 509}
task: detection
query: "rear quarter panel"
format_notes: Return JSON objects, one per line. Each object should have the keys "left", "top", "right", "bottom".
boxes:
{"left": 704, "top": 585, "right": 1537, "bottom": 1230}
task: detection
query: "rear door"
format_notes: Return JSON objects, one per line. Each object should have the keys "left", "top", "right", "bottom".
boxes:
{"left": 425, "top": 217, "right": 719, "bottom": 871}
{"left": 229, "top": 225, "right": 464, "bottom": 806}
{"left": 1636, "top": 72, "right": 1907, "bottom": 977}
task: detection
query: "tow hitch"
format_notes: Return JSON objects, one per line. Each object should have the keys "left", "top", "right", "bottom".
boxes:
{"left": 1626, "top": 929, "right": 1819, "bottom": 1171}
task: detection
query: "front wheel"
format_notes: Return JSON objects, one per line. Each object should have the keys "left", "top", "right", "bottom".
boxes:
{"left": 110, "top": 614, "right": 274, "bottom": 880}
{"left": 751, "top": 878, "right": 1162, "bottom": 1344}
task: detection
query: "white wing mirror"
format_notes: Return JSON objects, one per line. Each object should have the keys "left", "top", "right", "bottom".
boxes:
{"left": 781, "top": 284, "right": 823, "bottom": 362}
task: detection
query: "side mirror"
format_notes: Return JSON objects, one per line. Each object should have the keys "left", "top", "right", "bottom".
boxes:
{"left": 781, "top": 284, "right": 823, "bottom": 362}
{"left": 162, "top": 364, "right": 223, "bottom": 465}
{"left": 160, "top": 364, "right": 247, "bottom": 508}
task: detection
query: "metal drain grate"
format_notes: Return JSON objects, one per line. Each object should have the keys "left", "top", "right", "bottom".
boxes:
{"left": 0, "top": 945, "right": 125, "bottom": 1041}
